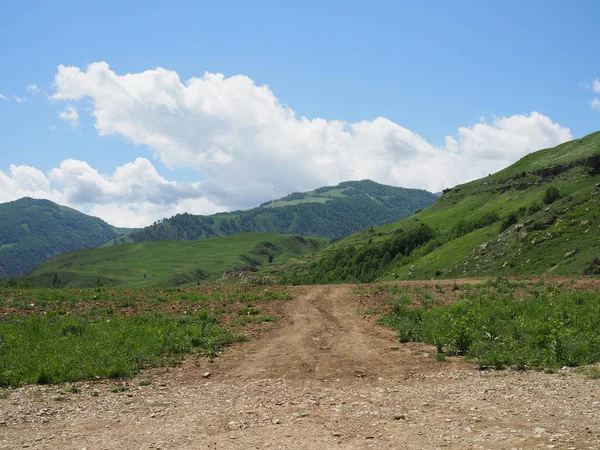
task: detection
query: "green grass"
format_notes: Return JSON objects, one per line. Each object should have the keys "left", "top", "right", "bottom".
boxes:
{"left": 0, "top": 285, "right": 292, "bottom": 387}
{"left": 264, "top": 196, "right": 331, "bottom": 208}
{"left": 0, "top": 285, "right": 292, "bottom": 312}
{"left": 234, "top": 315, "right": 277, "bottom": 325}
{"left": 379, "top": 281, "right": 600, "bottom": 370}
{"left": 0, "top": 311, "right": 243, "bottom": 387}
{"left": 24, "top": 233, "right": 326, "bottom": 288}
{"left": 578, "top": 366, "right": 600, "bottom": 380}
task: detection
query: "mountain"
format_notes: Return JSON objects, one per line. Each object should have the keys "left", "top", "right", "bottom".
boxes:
{"left": 0, "top": 198, "right": 134, "bottom": 279}
{"left": 288, "top": 131, "right": 600, "bottom": 283}
{"left": 118, "top": 180, "right": 437, "bottom": 244}
{"left": 23, "top": 233, "right": 326, "bottom": 288}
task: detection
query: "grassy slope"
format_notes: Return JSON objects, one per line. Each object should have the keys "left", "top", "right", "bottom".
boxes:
{"left": 25, "top": 233, "right": 326, "bottom": 288}
{"left": 305, "top": 130, "right": 600, "bottom": 280}
{"left": 262, "top": 186, "right": 348, "bottom": 208}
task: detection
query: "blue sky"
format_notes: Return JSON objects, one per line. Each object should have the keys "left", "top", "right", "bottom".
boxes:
{"left": 1, "top": 0, "right": 599, "bottom": 226}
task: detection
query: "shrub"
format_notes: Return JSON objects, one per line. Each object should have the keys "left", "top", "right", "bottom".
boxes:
{"left": 527, "top": 202, "right": 542, "bottom": 215}
{"left": 543, "top": 186, "right": 560, "bottom": 204}
{"left": 449, "top": 211, "right": 500, "bottom": 239}
{"left": 499, "top": 212, "right": 519, "bottom": 233}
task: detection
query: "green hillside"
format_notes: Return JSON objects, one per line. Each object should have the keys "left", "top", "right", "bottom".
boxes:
{"left": 288, "top": 131, "right": 600, "bottom": 283}
{"left": 0, "top": 198, "right": 133, "bottom": 279}
{"left": 118, "top": 180, "right": 437, "bottom": 244}
{"left": 24, "top": 232, "right": 326, "bottom": 288}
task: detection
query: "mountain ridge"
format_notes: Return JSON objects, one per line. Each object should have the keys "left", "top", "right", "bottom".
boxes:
{"left": 0, "top": 197, "right": 134, "bottom": 279}
{"left": 118, "top": 180, "right": 437, "bottom": 244}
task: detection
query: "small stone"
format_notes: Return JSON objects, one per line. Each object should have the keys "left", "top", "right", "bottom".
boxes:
{"left": 202, "top": 372, "right": 211, "bottom": 379}
{"left": 272, "top": 418, "right": 280, "bottom": 425}
{"left": 393, "top": 413, "right": 406, "bottom": 420}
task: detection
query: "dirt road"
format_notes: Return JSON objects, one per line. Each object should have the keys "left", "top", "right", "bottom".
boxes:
{"left": 1, "top": 285, "right": 599, "bottom": 449}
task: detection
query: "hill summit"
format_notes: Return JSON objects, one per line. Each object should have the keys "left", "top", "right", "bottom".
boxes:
{"left": 119, "top": 180, "right": 437, "bottom": 244}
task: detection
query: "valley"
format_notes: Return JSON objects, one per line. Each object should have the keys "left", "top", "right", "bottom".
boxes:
{"left": 3, "top": 5, "right": 599, "bottom": 449}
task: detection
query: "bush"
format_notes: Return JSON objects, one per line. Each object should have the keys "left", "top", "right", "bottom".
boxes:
{"left": 527, "top": 202, "right": 542, "bottom": 215}
{"left": 543, "top": 186, "right": 560, "bottom": 204}
{"left": 499, "top": 212, "right": 519, "bottom": 233}
{"left": 449, "top": 211, "right": 500, "bottom": 239}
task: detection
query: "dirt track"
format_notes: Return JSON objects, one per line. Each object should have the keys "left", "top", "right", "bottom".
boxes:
{"left": 1, "top": 285, "right": 599, "bottom": 449}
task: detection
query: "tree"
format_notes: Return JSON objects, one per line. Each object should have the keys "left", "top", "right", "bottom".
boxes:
{"left": 52, "top": 273, "right": 61, "bottom": 288}
{"left": 381, "top": 251, "right": 392, "bottom": 269}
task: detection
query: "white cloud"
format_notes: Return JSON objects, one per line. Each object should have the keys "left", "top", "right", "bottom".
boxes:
{"left": 591, "top": 99, "right": 600, "bottom": 111}
{"left": 594, "top": 79, "right": 600, "bottom": 93}
{"left": 0, "top": 158, "right": 226, "bottom": 227}
{"left": 27, "top": 84, "right": 40, "bottom": 94}
{"left": 0, "top": 94, "right": 8, "bottom": 102}
{"left": 13, "top": 95, "right": 25, "bottom": 104}
{"left": 0, "top": 62, "right": 573, "bottom": 227}
{"left": 49, "top": 62, "right": 572, "bottom": 210}
{"left": 58, "top": 105, "right": 79, "bottom": 127}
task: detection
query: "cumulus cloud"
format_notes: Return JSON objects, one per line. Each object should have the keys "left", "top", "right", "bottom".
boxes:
{"left": 58, "top": 105, "right": 79, "bottom": 127}
{"left": 0, "top": 62, "right": 572, "bottom": 227}
{"left": 0, "top": 94, "right": 7, "bottom": 102}
{"left": 13, "top": 95, "right": 25, "bottom": 104}
{"left": 594, "top": 79, "right": 600, "bottom": 93}
{"left": 0, "top": 158, "right": 225, "bottom": 227}
{"left": 27, "top": 84, "right": 40, "bottom": 94}
{"left": 591, "top": 98, "right": 600, "bottom": 111}
{"left": 49, "top": 62, "right": 572, "bottom": 212}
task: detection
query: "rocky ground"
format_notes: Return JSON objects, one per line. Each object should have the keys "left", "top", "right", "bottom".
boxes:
{"left": 1, "top": 284, "right": 599, "bottom": 449}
